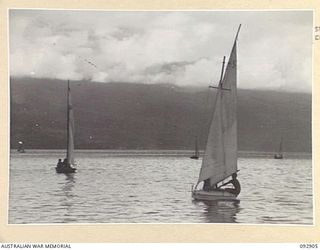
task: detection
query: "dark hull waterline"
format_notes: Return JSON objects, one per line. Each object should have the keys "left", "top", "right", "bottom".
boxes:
{"left": 274, "top": 154, "right": 283, "bottom": 159}
{"left": 192, "top": 189, "right": 238, "bottom": 201}
{"left": 55, "top": 166, "right": 76, "bottom": 174}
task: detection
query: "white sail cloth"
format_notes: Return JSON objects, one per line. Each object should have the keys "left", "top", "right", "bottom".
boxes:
{"left": 198, "top": 42, "right": 238, "bottom": 186}
{"left": 67, "top": 85, "right": 75, "bottom": 166}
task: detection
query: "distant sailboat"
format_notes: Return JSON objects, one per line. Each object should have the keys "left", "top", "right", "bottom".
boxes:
{"left": 56, "top": 80, "right": 77, "bottom": 174}
{"left": 190, "top": 136, "right": 200, "bottom": 159}
{"left": 17, "top": 141, "right": 25, "bottom": 153}
{"left": 192, "top": 25, "right": 241, "bottom": 201}
{"left": 274, "top": 138, "right": 283, "bottom": 159}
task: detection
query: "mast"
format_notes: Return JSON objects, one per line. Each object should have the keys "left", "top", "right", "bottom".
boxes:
{"left": 66, "top": 80, "right": 70, "bottom": 164}
{"left": 219, "top": 56, "right": 226, "bottom": 171}
{"left": 219, "top": 56, "right": 226, "bottom": 86}
{"left": 234, "top": 24, "right": 241, "bottom": 43}
{"left": 195, "top": 136, "right": 199, "bottom": 156}
{"left": 279, "top": 137, "right": 283, "bottom": 153}
{"left": 205, "top": 55, "right": 226, "bottom": 150}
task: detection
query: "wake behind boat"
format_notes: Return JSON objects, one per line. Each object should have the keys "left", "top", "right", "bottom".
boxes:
{"left": 56, "top": 80, "right": 77, "bottom": 174}
{"left": 192, "top": 25, "right": 241, "bottom": 201}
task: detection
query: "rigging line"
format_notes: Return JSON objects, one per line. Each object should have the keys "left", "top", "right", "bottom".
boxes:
{"left": 198, "top": 86, "right": 212, "bottom": 152}
{"left": 198, "top": 57, "right": 226, "bottom": 153}
{"left": 198, "top": 86, "right": 221, "bottom": 157}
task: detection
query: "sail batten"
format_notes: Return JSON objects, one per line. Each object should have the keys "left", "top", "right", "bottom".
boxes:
{"left": 197, "top": 27, "right": 239, "bottom": 187}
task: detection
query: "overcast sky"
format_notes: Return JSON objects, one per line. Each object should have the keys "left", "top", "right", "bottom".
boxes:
{"left": 9, "top": 10, "right": 313, "bottom": 92}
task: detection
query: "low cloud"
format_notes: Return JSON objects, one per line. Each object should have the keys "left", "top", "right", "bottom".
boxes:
{"left": 9, "top": 10, "right": 312, "bottom": 92}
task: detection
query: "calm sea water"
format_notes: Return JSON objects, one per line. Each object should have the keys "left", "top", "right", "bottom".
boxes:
{"left": 9, "top": 150, "right": 313, "bottom": 224}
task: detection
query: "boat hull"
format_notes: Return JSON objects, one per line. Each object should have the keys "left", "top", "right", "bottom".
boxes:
{"left": 55, "top": 166, "right": 76, "bottom": 174}
{"left": 192, "top": 189, "right": 237, "bottom": 201}
{"left": 274, "top": 154, "right": 283, "bottom": 159}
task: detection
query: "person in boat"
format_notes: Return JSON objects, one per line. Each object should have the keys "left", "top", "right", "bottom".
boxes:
{"left": 203, "top": 179, "right": 212, "bottom": 191}
{"left": 218, "top": 173, "right": 241, "bottom": 196}
{"left": 203, "top": 179, "right": 218, "bottom": 191}
{"left": 57, "top": 159, "right": 63, "bottom": 168}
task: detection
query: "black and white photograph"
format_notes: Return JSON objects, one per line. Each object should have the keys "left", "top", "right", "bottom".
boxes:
{"left": 9, "top": 9, "right": 313, "bottom": 224}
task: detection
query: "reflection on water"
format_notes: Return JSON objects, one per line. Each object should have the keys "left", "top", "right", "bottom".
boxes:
{"left": 63, "top": 173, "right": 75, "bottom": 192}
{"left": 56, "top": 173, "right": 76, "bottom": 223}
{"left": 193, "top": 200, "right": 241, "bottom": 223}
{"left": 9, "top": 151, "right": 313, "bottom": 224}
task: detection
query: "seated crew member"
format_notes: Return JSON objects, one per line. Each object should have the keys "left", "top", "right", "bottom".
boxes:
{"left": 218, "top": 173, "right": 241, "bottom": 196}
{"left": 57, "top": 159, "right": 63, "bottom": 167}
{"left": 203, "top": 179, "right": 211, "bottom": 191}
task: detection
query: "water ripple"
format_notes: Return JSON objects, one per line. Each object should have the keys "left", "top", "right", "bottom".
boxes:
{"left": 9, "top": 153, "right": 313, "bottom": 224}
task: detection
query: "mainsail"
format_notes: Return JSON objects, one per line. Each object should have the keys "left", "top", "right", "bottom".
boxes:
{"left": 195, "top": 137, "right": 199, "bottom": 158}
{"left": 274, "top": 137, "right": 283, "bottom": 159}
{"left": 197, "top": 26, "right": 240, "bottom": 187}
{"left": 67, "top": 81, "right": 75, "bottom": 166}
{"left": 279, "top": 138, "right": 283, "bottom": 153}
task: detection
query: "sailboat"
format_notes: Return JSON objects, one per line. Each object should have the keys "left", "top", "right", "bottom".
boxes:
{"left": 192, "top": 25, "right": 241, "bottom": 201}
{"left": 274, "top": 138, "right": 283, "bottom": 159}
{"left": 17, "top": 141, "right": 26, "bottom": 153}
{"left": 55, "top": 80, "right": 77, "bottom": 174}
{"left": 190, "top": 136, "right": 200, "bottom": 159}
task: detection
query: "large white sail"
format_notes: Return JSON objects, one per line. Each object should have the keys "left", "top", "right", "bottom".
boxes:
{"left": 67, "top": 83, "right": 75, "bottom": 166}
{"left": 197, "top": 32, "right": 238, "bottom": 186}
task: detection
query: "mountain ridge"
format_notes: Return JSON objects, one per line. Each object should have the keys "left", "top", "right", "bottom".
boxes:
{"left": 10, "top": 77, "right": 312, "bottom": 152}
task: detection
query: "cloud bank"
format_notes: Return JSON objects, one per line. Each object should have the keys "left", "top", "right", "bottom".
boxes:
{"left": 9, "top": 10, "right": 312, "bottom": 92}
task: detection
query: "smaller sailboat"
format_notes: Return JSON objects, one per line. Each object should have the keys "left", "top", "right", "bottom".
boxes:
{"left": 274, "top": 138, "right": 283, "bottom": 159}
{"left": 190, "top": 136, "right": 200, "bottom": 159}
{"left": 17, "top": 141, "right": 25, "bottom": 153}
{"left": 56, "top": 80, "right": 77, "bottom": 174}
{"left": 192, "top": 25, "right": 241, "bottom": 201}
